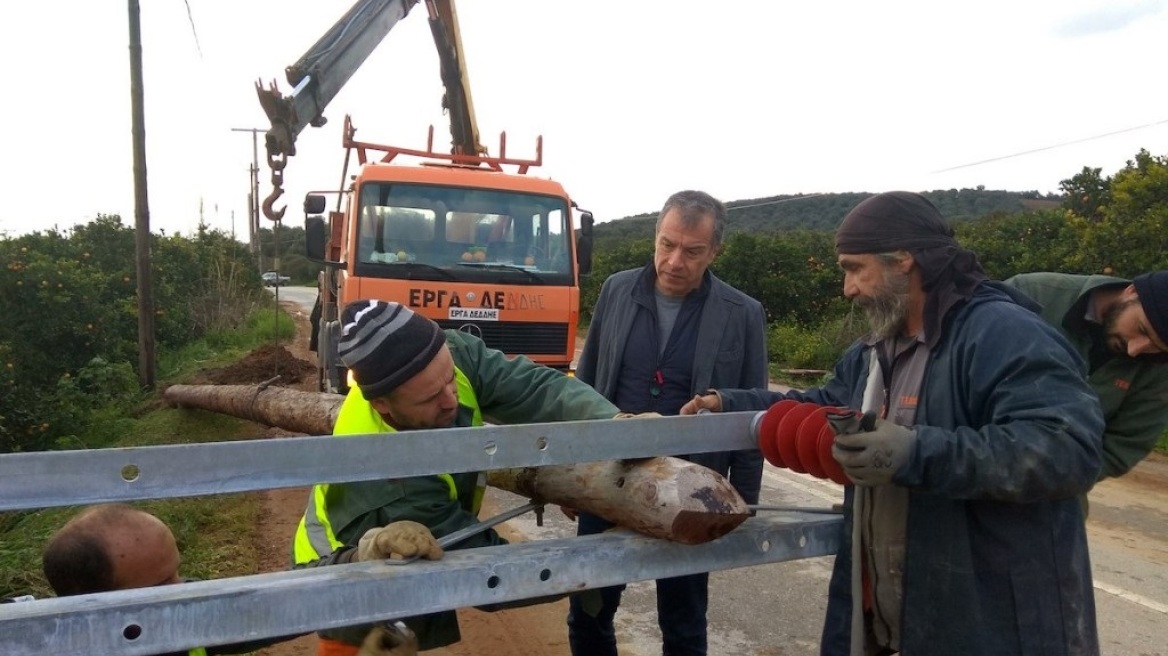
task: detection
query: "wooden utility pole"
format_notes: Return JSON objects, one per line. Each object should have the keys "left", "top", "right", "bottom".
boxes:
{"left": 128, "top": 0, "right": 155, "bottom": 390}
{"left": 231, "top": 127, "right": 264, "bottom": 266}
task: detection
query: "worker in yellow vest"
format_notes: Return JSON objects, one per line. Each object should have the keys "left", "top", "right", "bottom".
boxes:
{"left": 294, "top": 299, "right": 621, "bottom": 655}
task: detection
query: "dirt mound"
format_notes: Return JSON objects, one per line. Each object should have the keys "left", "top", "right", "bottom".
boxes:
{"left": 196, "top": 343, "right": 316, "bottom": 386}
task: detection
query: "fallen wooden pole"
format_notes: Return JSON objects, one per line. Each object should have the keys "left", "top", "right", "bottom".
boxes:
{"left": 165, "top": 383, "right": 342, "bottom": 435}
{"left": 488, "top": 460, "right": 748, "bottom": 545}
{"left": 163, "top": 384, "right": 749, "bottom": 543}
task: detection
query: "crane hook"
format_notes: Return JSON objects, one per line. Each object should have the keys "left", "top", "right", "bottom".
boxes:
{"left": 262, "top": 187, "right": 286, "bottom": 222}
{"left": 262, "top": 150, "right": 288, "bottom": 222}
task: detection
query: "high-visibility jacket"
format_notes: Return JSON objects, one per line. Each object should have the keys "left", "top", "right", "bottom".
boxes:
{"left": 293, "top": 367, "right": 486, "bottom": 565}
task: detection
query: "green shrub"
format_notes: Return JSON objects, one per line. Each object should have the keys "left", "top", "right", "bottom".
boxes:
{"left": 767, "top": 312, "right": 867, "bottom": 372}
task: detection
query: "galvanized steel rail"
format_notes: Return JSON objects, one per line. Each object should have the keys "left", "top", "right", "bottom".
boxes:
{"left": 0, "top": 513, "right": 840, "bottom": 655}
{"left": 0, "top": 412, "right": 760, "bottom": 511}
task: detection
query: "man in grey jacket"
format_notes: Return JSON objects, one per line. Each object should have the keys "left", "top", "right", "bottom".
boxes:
{"left": 566, "top": 190, "right": 768, "bottom": 656}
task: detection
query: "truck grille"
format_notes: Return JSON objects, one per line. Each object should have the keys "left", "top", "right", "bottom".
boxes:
{"left": 436, "top": 321, "right": 568, "bottom": 356}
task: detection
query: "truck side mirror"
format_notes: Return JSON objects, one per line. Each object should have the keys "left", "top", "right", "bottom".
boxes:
{"left": 306, "top": 216, "right": 327, "bottom": 261}
{"left": 304, "top": 194, "right": 327, "bottom": 215}
{"left": 576, "top": 211, "right": 594, "bottom": 276}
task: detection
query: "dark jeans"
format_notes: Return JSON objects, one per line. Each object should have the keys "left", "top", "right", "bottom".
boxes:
{"left": 566, "top": 512, "right": 709, "bottom": 656}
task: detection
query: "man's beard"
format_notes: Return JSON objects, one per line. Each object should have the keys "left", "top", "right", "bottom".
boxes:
{"left": 1103, "top": 298, "right": 1138, "bottom": 355}
{"left": 856, "top": 269, "right": 911, "bottom": 340}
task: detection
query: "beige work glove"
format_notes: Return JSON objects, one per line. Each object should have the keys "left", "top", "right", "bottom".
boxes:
{"left": 356, "top": 521, "right": 444, "bottom": 561}
{"left": 358, "top": 621, "right": 418, "bottom": 656}
{"left": 613, "top": 412, "right": 664, "bottom": 419}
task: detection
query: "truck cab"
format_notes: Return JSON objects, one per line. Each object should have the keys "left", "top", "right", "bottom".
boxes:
{"left": 307, "top": 160, "right": 593, "bottom": 394}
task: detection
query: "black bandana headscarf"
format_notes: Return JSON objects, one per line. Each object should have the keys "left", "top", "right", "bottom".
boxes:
{"left": 835, "top": 191, "right": 987, "bottom": 346}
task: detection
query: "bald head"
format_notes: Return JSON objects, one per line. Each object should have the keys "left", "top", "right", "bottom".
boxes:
{"left": 43, "top": 504, "right": 181, "bottom": 596}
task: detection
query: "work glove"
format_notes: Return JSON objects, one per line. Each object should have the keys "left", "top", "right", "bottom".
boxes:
{"left": 356, "top": 521, "right": 444, "bottom": 562}
{"left": 358, "top": 621, "right": 418, "bottom": 656}
{"left": 613, "top": 412, "right": 664, "bottom": 419}
{"left": 827, "top": 412, "right": 916, "bottom": 487}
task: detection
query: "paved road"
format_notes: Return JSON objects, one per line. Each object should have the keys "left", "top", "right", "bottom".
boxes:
{"left": 269, "top": 284, "right": 317, "bottom": 315}
{"left": 495, "top": 456, "right": 1168, "bottom": 656}
{"left": 275, "top": 286, "right": 1168, "bottom": 655}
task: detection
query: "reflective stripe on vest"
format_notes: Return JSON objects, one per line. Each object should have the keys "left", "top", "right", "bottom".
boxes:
{"left": 293, "top": 367, "right": 483, "bottom": 565}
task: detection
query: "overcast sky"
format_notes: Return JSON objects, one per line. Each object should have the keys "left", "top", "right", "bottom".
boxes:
{"left": 2, "top": 0, "right": 1166, "bottom": 239}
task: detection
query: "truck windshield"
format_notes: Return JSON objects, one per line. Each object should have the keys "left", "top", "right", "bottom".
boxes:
{"left": 353, "top": 182, "right": 574, "bottom": 285}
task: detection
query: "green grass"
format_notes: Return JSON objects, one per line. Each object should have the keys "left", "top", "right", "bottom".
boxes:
{"left": 158, "top": 299, "right": 295, "bottom": 382}
{"left": 0, "top": 305, "right": 294, "bottom": 600}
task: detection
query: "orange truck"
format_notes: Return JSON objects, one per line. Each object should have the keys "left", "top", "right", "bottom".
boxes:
{"left": 303, "top": 120, "right": 593, "bottom": 393}
{"left": 257, "top": 0, "right": 593, "bottom": 393}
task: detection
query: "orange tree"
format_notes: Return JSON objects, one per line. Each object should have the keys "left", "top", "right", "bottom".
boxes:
{"left": 0, "top": 216, "right": 263, "bottom": 453}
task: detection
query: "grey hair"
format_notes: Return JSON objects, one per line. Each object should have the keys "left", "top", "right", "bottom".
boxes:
{"left": 657, "top": 190, "right": 727, "bottom": 249}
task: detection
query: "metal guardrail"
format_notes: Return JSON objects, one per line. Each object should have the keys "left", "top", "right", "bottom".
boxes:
{"left": 0, "top": 514, "right": 841, "bottom": 655}
{"left": 0, "top": 413, "right": 760, "bottom": 511}
{"left": 0, "top": 410, "right": 842, "bottom": 655}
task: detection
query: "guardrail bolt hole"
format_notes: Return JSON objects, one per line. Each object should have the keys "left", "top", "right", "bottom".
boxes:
{"left": 121, "top": 464, "right": 140, "bottom": 482}
{"left": 123, "top": 624, "right": 142, "bottom": 640}
{"left": 539, "top": 569, "right": 551, "bottom": 581}
{"left": 487, "top": 575, "right": 500, "bottom": 589}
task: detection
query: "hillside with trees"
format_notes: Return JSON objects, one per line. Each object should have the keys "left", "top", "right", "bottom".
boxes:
{"left": 592, "top": 187, "right": 1062, "bottom": 250}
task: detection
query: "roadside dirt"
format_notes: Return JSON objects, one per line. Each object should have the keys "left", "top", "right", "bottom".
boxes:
{"left": 237, "top": 302, "right": 570, "bottom": 656}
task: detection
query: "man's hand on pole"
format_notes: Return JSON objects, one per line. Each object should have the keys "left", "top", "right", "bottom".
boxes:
{"left": 679, "top": 392, "right": 722, "bottom": 415}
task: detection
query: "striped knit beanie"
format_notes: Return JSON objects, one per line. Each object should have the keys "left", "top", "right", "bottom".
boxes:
{"left": 337, "top": 300, "right": 445, "bottom": 399}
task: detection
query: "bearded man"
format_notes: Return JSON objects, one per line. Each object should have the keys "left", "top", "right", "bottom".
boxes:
{"left": 1004, "top": 269, "right": 1168, "bottom": 480}
{"left": 681, "top": 191, "right": 1104, "bottom": 656}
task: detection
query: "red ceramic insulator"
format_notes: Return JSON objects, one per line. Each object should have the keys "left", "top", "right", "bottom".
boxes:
{"left": 757, "top": 399, "right": 799, "bottom": 467}
{"left": 775, "top": 402, "right": 819, "bottom": 474}
{"left": 795, "top": 407, "right": 831, "bottom": 480}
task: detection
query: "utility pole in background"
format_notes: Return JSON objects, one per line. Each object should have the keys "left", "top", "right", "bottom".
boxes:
{"left": 231, "top": 127, "right": 264, "bottom": 269}
{"left": 128, "top": 0, "right": 155, "bottom": 390}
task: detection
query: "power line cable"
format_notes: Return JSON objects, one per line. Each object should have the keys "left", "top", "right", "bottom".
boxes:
{"left": 183, "top": 0, "right": 203, "bottom": 58}
{"left": 932, "top": 118, "right": 1168, "bottom": 173}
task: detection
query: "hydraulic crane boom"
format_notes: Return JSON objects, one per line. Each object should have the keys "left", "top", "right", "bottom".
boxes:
{"left": 255, "top": 0, "right": 484, "bottom": 220}
{"left": 426, "top": 0, "right": 484, "bottom": 157}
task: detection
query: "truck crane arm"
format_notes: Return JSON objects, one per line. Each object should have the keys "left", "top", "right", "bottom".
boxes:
{"left": 257, "top": 0, "right": 419, "bottom": 162}
{"left": 425, "top": 0, "right": 484, "bottom": 158}
{"left": 256, "top": 0, "right": 484, "bottom": 220}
